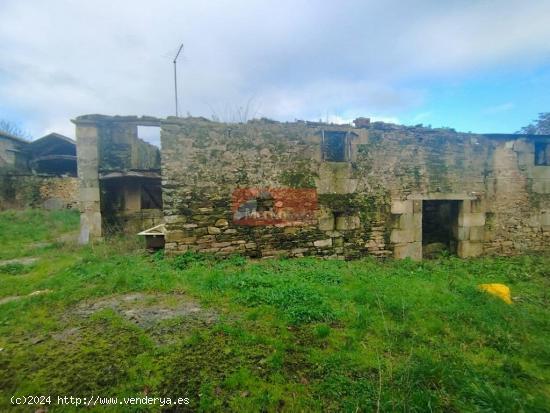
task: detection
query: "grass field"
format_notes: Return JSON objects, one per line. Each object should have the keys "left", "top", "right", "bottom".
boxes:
{"left": 0, "top": 209, "right": 549, "bottom": 412}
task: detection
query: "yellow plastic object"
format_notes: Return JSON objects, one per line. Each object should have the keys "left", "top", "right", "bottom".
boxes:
{"left": 478, "top": 283, "right": 512, "bottom": 304}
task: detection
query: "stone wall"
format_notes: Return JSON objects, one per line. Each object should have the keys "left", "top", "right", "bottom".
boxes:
{"left": 161, "top": 118, "right": 368, "bottom": 259}
{"left": 0, "top": 174, "right": 78, "bottom": 210}
{"left": 97, "top": 121, "right": 160, "bottom": 171}
{"left": 161, "top": 118, "right": 550, "bottom": 259}
{"left": 0, "top": 136, "right": 28, "bottom": 169}
{"left": 483, "top": 138, "right": 550, "bottom": 255}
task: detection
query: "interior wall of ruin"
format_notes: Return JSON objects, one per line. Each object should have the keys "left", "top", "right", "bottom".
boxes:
{"left": 74, "top": 115, "right": 163, "bottom": 242}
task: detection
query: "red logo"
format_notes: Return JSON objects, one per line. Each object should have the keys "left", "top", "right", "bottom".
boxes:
{"left": 232, "top": 188, "right": 317, "bottom": 226}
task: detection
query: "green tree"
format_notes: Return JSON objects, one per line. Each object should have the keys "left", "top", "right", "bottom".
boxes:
{"left": 517, "top": 112, "right": 550, "bottom": 134}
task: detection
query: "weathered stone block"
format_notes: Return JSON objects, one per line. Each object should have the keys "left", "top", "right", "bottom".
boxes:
{"left": 200, "top": 247, "right": 220, "bottom": 253}
{"left": 390, "top": 229, "right": 414, "bottom": 244}
{"left": 456, "top": 226, "right": 470, "bottom": 241}
{"left": 215, "top": 218, "right": 229, "bottom": 227}
{"left": 313, "top": 239, "right": 332, "bottom": 248}
{"left": 318, "top": 210, "right": 335, "bottom": 231}
{"left": 79, "top": 211, "right": 102, "bottom": 244}
{"left": 80, "top": 187, "right": 100, "bottom": 203}
{"left": 208, "top": 226, "right": 221, "bottom": 234}
{"left": 164, "top": 215, "right": 187, "bottom": 224}
{"left": 469, "top": 226, "right": 485, "bottom": 241}
{"left": 398, "top": 213, "right": 413, "bottom": 229}
{"left": 212, "top": 241, "right": 232, "bottom": 248}
{"left": 459, "top": 200, "right": 471, "bottom": 214}
{"left": 262, "top": 249, "right": 288, "bottom": 257}
{"left": 457, "top": 241, "right": 483, "bottom": 257}
{"left": 394, "top": 242, "right": 421, "bottom": 260}
{"left": 194, "top": 227, "right": 208, "bottom": 236}
{"left": 391, "top": 200, "right": 412, "bottom": 214}
{"left": 165, "top": 230, "right": 184, "bottom": 242}
{"left": 220, "top": 246, "right": 241, "bottom": 253}
{"left": 459, "top": 213, "right": 485, "bottom": 227}
{"left": 335, "top": 215, "right": 360, "bottom": 230}
{"left": 196, "top": 235, "right": 215, "bottom": 244}
{"left": 413, "top": 215, "right": 422, "bottom": 241}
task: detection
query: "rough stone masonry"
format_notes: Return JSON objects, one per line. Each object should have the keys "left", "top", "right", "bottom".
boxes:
{"left": 75, "top": 115, "right": 550, "bottom": 260}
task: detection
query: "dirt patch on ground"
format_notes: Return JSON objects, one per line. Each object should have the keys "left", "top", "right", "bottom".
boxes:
{"left": 0, "top": 257, "right": 38, "bottom": 267}
{"left": 73, "top": 292, "right": 218, "bottom": 327}
{"left": 58, "top": 292, "right": 219, "bottom": 344}
{"left": 0, "top": 289, "right": 51, "bottom": 305}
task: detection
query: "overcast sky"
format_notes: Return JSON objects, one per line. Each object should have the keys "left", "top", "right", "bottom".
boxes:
{"left": 1, "top": 0, "right": 550, "bottom": 140}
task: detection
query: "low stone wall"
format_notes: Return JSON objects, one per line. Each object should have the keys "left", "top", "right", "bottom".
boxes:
{"left": 0, "top": 174, "right": 79, "bottom": 210}
{"left": 163, "top": 192, "right": 392, "bottom": 259}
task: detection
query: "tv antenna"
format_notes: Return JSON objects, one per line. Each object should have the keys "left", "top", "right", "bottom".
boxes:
{"left": 173, "top": 43, "right": 184, "bottom": 117}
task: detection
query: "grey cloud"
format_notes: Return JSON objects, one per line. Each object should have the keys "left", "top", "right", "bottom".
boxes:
{"left": 0, "top": 0, "right": 549, "bottom": 138}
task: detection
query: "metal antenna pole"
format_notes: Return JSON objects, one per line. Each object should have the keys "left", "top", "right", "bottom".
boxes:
{"left": 173, "top": 43, "right": 184, "bottom": 117}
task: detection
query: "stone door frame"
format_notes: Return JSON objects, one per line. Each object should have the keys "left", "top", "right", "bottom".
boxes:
{"left": 390, "top": 193, "right": 485, "bottom": 260}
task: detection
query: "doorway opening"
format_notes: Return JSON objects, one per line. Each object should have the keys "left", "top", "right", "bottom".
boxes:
{"left": 422, "top": 200, "right": 459, "bottom": 258}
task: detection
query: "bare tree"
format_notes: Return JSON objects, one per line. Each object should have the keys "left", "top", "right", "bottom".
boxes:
{"left": 517, "top": 112, "right": 550, "bottom": 135}
{"left": 0, "top": 119, "right": 31, "bottom": 140}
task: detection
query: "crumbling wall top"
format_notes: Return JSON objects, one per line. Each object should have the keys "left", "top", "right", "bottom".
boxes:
{"left": 72, "top": 114, "right": 162, "bottom": 127}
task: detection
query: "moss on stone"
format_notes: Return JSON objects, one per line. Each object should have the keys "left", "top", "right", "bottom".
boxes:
{"left": 279, "top": 166, "right": 317, "bottom": 189}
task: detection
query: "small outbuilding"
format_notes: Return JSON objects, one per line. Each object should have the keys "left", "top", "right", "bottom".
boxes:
{"left": 28, "top": 133, "right": 77, "bottom": 176}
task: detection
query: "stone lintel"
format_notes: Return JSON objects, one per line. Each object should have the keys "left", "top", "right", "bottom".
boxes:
{"left": 407, "top": 193, "right": 477, "bottom": 201}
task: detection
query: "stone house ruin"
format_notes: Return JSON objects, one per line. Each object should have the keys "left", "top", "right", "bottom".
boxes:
{"left": 73, "top": 115, "right": 163, "bottom": 242}
{"left": 0, "top": 130, "right": 28, "bottom": 169}
{"left": 75, "top": 114, "right": 550, "bottom": 260}
{"left": 0, "top": 131, "right": 79, "bottom": 210}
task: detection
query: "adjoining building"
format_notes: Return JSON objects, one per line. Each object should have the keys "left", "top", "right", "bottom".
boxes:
{"left": 74, "top": 114, "right": 550, "bottom": 260}
{"left": 0, "top": 131, "right": 79, "bottom": 210}
{"left": 27, "top": 133, "right": 77, "bottom": 176}
{"left": 0, "top": 130, "right": 28, "bottom": 170}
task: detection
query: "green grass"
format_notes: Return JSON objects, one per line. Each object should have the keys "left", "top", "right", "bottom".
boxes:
{"left": 0, "top": 209, "right": 549, "bottom": 412}
{"left": 0, "top": 209, "right": 79, "bottom": 260}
